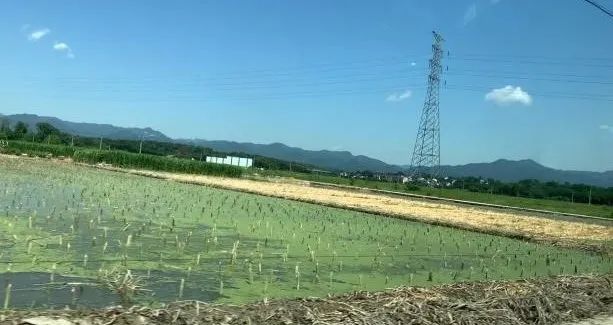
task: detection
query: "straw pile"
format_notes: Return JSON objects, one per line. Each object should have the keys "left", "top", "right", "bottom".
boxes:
{"left": 3, "top": 275, "right": 611, "bottom": 325}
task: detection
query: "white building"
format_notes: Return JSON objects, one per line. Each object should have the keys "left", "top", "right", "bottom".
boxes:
{"left": 206, "top": 156, "right": 253, "bottom": 168}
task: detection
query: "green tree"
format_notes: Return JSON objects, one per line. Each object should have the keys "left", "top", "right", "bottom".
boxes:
{"left": 13, "top": 121, "right": 29, "bottom": 140}
{"left": 36, "top": 122, "right": 61, "bottom": 140}
{"left": 0, "top": 118, "right": 11, "bottom": 139}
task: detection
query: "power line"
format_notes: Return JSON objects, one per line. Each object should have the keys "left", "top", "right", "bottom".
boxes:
{"left": 447, "top": 56, "right": 613, "bottom": 68}
{"left": 580, "top": 0, "right": 613, "bottom": 18}
{"left": 448, "top": 52, "right": 613, "bottom": 63}
{"left": 4, "top": 53, "right": 613, "bottom": 85}
{"left": 12, "top": 68, "right": 613, "bottom": 88}
{"left": 445, "top": 85, "right": 613, "bottom": 101}
{"left": 2, "top": 83, "right": 612, "bottom": 102}
{"left": 9, "top": 60, "right": 611, "bottom": 92}
{"left": 444, "top": 72, "right": 613, "bottom": 85}
{"left": 448, "top": 68, "right": 611, "bottom": 80}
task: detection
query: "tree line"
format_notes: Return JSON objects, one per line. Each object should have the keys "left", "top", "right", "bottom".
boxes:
{"left": 0, "top": 119, "right": 313, "bottom": 173}
{"left": 450, "top": 177, "right": 613, "bottom": 206}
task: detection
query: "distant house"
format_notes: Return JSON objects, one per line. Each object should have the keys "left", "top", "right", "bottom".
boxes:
{"left": 206, "top": 156, "right": 253, "bottom": 168}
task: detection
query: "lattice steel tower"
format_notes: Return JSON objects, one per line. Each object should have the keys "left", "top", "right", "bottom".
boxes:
{"left": 409, "top": 31, "right": 444, "bottom": 179}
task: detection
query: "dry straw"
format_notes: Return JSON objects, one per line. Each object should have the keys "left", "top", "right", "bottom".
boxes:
{"left": 2, "top": 275, "right": 611, "bottom": 324}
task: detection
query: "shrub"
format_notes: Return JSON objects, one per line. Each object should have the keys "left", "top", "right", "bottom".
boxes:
{"left": 404, "top": 184, "right": 420, "bottom": 191}
{"left": 0, "top": 141, "right": 76, "bottom": 157}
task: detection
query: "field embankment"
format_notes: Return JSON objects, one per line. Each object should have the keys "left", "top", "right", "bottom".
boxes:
{"left": 306, "top": 181, "right": 613, "bottom": 225}
{"left": 2, "top": 275, "right": 611, "bottom": 325}
{"left": 264, "top": 170, "right": 613, "bottom": 220}
{"left": 91, "top": 165, "right": 613, "bottom": 253}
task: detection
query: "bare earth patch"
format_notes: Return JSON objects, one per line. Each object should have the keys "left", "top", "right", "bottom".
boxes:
{"left": 95, "top": 166, "right": 612, "bottom": 252}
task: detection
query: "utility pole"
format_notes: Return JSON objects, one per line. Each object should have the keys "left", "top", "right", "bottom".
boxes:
{"left": 71, "top": 135, "right": 74, "bottom": 147}
{"left": 99, "top": 137, "right": 103, "bottom": 151}
{"left": 588, "top": 186, "right": 592, "bottom": 205}
{"left": 139, "top": 135, "right": 144, "bottom": 154}
{"left": 409, "top": 31, "right": 445, "bottom": 180}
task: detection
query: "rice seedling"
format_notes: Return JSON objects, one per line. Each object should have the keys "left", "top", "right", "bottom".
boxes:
{"left": 3, "top": 283, "right": 11, "bottom": 309}
{"left": 0, "top": 157, "right": 610, "bottom": 308}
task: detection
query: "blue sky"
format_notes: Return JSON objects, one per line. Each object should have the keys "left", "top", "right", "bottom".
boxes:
{"left": 1, "top": 0, "right": 612, "bottom": 171}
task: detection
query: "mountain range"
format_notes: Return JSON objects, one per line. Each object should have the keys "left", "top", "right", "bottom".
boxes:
{"left": 2, "top": 113, "right": 612, "bottom": 187}
{"left": 181, "top": 139, "right": 402, "bottom": 172}
{"left": 440, "top": 159, "right": 613, "bottom": 188}
{"left": 2, "top": 114, "right": 171, "bottom": 142}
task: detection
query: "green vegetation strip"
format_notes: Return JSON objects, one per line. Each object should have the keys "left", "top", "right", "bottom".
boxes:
{"left": 73, "top": 149, "right": 243, "bottom": 177}
{"left": 1, "top": 140, "right": 77, "bottom": 158}
{"left": 0, "top": 141, "right": 243, "bottom": 178}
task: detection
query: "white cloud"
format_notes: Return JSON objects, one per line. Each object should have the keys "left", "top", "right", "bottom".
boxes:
{"left": 53, "top": 42, "right": 75, "bottom": 58}
{"left": 410, "top": 62, "right": 417, "bottom": 67}
{"left": 600, "top": 125, "right": 613, "bottom": 134}
{"left": 28, "top": 28, "right": 50, "bottom": 41}
{"left": 53, "top": 42, "right": 69, "bottom": 51}
{"left": 463, "top": 3, "right": 477, "bottom": 25}
{"left": 485, "top": 85, "right": 532, "bottom": 106}
{"left": 386, "top": 89, "right": 412, "bottom": 102}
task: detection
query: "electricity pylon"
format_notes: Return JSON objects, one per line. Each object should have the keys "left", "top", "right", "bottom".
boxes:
{"left": 409, "top": 31, "right": 444, "bottom": 180}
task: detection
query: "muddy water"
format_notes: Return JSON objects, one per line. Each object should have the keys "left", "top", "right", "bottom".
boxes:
{"left": 0, "top": 271, "right": 223, "bottom": 308}
{"left": 0, "top": 272, "right": 117, "bottom": 308}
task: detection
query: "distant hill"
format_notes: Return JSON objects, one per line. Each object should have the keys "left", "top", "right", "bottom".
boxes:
{"left": 1, "top": 113, "right": 611, "bottom": 187}
{"left": 1, "top": 113, "right": 171, "bottom": 142}
{"left": 179, "top": 139, "right": 402, "bottom": 172}
{"left": 440, "top": 159, "right": 613, "bottom": 188}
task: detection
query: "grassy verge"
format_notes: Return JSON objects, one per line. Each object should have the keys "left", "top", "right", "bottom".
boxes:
{"left": 255, "top": 170, "right": 613, "bottom": 219}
